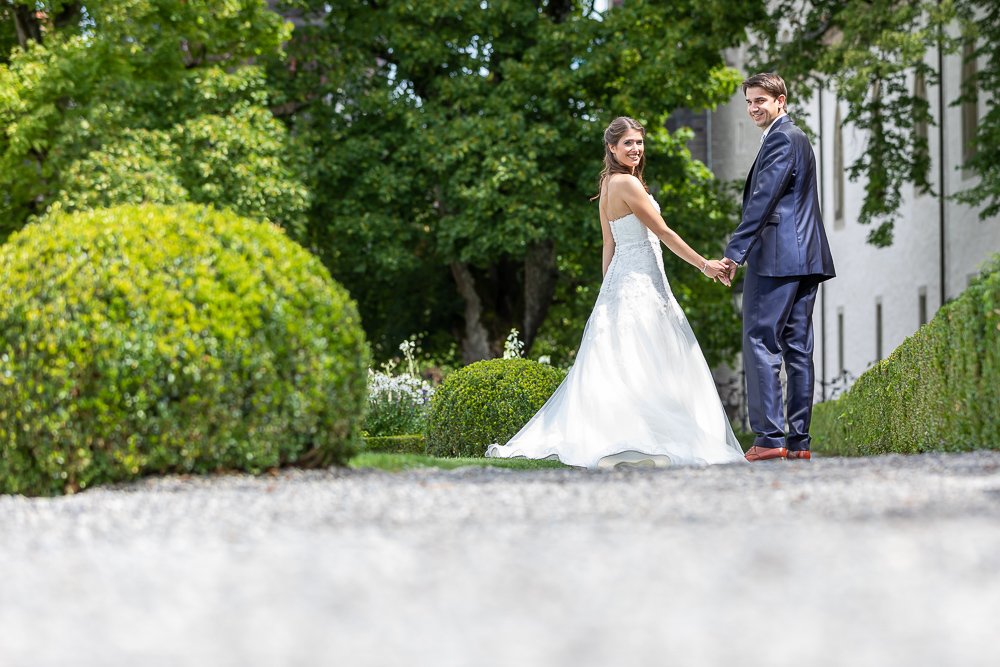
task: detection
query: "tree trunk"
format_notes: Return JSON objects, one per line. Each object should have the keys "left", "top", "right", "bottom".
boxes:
{"left": 52, "top": 3, "right": 82, "bottom": 30}
{"left": 11, "top": 3, "right": 43, "bottom": 49}
{"left": 450, "top": 261, "right": 493, "bottom": 364}
{"left": 8, "top": 2, "right": 79, "bottom": 48}
{"left": 522, "top": 239, "right": 558, "bottom": 354}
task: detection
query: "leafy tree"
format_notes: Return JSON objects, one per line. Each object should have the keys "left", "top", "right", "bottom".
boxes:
{"left": 0, "top": 0, "right": 309, "bottom": 239}
{"left": 269, "top": 0, "right": 761, "bottom": 365}
{"left": 751, "top": 0, "right": 999, "bottom": 247}
{"left": 952, "top": 1, "right": 1000, "bottom": 219}
{"left": 0, "top": 4, "right": 19, "bottom": 63}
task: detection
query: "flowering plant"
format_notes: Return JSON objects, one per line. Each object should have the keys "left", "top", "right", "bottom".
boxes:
{"left": 363, "top": 341, "right": 435, "bottom": 437}
{"left": 503, "top": 328, "right": 524, "bottom": 359}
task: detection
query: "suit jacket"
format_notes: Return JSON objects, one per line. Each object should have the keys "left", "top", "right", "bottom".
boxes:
{"left": 724, "top": 115, "right": 836, "bottom": 280}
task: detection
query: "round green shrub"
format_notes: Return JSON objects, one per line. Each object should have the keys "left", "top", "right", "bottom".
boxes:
{"left": 424, "top": 359, "right": 565, "bottom": 457}
{"left": 0, "top": 203, "right": 369, "bottom": 496}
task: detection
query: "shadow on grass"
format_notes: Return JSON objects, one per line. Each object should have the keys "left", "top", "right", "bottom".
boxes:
{"left": 348, "top": 452, "right": 572, "bottom": 473}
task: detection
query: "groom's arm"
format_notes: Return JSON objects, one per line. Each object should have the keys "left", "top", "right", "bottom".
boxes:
{"left": 724, "top": 132, "right": 795, "bottom": 266}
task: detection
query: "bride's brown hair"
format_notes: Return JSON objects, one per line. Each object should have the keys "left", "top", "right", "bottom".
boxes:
{"left": 592, "top": 116, "right": 648, "bottom": 200}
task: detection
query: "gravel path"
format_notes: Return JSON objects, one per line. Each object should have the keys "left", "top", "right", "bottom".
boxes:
{"left": 2, "top": 452, "right": 1000, "bottom": 666}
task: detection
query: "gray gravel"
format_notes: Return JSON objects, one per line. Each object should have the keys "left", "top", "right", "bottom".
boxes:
{"left": 2, "top": 452, "right": 1000, "bottom": 666}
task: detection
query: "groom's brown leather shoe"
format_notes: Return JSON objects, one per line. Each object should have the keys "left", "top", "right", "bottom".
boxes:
{"left": 786, "top": 450, "right": 811, "bottom": 460}
{"left": 745, "top": 446, "right": 787, "bottom": 461}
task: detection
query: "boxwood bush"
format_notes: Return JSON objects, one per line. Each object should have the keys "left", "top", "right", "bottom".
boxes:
{"left": 0, "top": 203, "right": 369, "bottom": 496}
{"left": 812, "top": 256, "right": 1000, "bottom": 456}
{"left": 424, "top": 359, "right": 565, "bottom": 457}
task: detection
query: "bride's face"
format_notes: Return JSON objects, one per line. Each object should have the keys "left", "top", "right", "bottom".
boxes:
{"left": 610, "top": 129, "right": 643, "bottom": 171}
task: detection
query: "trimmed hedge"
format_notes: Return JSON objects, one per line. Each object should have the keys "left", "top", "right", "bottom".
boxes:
{"left": 0, "top": 204, "right": 369, "bottom": 496}
{"left": 364, "top": 435, "right": 426, "bottom": 454}
{"left": 424, "top": 359, "right": 565, "bottom": 457}
{"left": 812, "top": 256, "right": 1000, "bottom": 456}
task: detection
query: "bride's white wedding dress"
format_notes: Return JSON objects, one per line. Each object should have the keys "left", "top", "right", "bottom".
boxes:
{"left": 486, "top": 195, "right": 746, "bottom": 468}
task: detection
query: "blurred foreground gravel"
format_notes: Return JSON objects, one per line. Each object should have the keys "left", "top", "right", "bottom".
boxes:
{"left": 2, "top": 452, "right": 1000, "bottom": 666}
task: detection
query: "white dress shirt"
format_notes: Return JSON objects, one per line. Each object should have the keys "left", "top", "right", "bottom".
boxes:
{"left": 760, "top": 112, "right": 787, "bottom": 144}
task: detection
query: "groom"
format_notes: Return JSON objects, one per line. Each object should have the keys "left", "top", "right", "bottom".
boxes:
{"left": 721, "top": 73, "right": 836, "bottom": 461}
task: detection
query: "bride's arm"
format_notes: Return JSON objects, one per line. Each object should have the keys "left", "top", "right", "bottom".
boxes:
{"left": 600, "top": 214, "right": 615, "bottom": 278}
{"left": 617, "top": 176, "right": 730, "bottom": 284}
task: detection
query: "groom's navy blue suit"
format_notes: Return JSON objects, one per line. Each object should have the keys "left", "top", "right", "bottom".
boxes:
{"left": 724, "top": 114, "right": 836, "bottom": 451}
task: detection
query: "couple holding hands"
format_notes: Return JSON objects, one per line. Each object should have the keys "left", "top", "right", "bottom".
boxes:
{"left": 487, "top": 73, "right": 836, "bottom": 469}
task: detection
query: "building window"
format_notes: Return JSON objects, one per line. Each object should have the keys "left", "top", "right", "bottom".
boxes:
{"left": 962, "top": 40, "right": 978, "bottom": 172}
{"left": 834, "top": 104, "right": 845, "bottom": 227}
{"left": 837, "top": 307, "right": 845, "bottom": 375}
{"left": 918, "top": 287, "right": 928, "bottom": 327}
{"left": 875, "top": 298, "right": 883, "bottom": 362}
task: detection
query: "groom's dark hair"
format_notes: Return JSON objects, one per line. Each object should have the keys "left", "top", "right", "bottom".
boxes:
{"left": 742, "top": 73, "right": 787, "bottom": 102}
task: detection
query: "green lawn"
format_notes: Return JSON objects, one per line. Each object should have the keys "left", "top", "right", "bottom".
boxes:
{"left": 351, "top": 435, "right": 759, "bottom": 472}
{"left": 348, "top": 452, "right": 572, "bottom": 472}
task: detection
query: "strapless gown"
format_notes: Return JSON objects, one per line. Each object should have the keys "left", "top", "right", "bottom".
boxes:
{"left": 486, "top": 196, "right": 747, "bottom": 468}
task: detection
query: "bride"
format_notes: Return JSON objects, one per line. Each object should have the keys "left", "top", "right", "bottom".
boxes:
{"left": 486, "top": 116, "right": 747, "bottom": 468}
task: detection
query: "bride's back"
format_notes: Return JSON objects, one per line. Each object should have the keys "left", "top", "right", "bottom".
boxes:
{"left": 600, "top": 173, "right": 643, "bottom": 223}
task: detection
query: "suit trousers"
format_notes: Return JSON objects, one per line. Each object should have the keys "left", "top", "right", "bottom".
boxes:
{"left": 742, "top": 272, "right": 820, "bottom": 451}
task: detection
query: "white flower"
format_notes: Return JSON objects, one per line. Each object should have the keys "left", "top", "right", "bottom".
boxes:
{"left": 503, "top": 328, "right": 524, "bottom": 360}
{"left": 398, "top": 340, "right": 418, "bottom": 376}
{"left": 367, "top": 369, "right": 434, "bottom": 405}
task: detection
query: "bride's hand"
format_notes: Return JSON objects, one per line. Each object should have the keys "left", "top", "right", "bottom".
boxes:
{"left": 702, "top": 259, "right": 732, "bottom": 286}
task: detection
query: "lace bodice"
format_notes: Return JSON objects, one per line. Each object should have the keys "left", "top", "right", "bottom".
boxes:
{"left": 591, "top": 193, "right": 681, "bottom": 339}
{"left": 608, "top": 193, "right": 661, "bottom": 247}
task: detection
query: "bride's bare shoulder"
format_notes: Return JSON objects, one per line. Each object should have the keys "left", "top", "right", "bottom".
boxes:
{"left": 606, "top": 173, "right": 643, "bottom": 193}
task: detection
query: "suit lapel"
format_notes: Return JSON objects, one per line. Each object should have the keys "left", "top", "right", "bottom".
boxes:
{"left": 744, "top": 115, "right": 792, "bottom": 210}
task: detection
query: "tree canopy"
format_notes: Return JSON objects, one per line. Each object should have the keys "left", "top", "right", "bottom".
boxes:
{"left": 752, "top": 0, "right": 1000, "bottom": 247}
{"left": 1, "top": 0, "right": 766, "bottom": 370}
{"left": 0, "top": 0, "right": 308, "bottom": 238}
{"left": 268, "top": 0, "right": 761, "bottom": 365}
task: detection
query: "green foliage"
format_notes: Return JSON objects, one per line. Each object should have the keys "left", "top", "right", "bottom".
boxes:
{"left": 269, "top": 0, "right": 760, "bottom": 364}
{"left": 363, "top": 435, "right": 427, "bottom": 455}
{"left": 0, "top": 7, "right": 17, "bottom": 65}
{"left": 425, "top": 359, "right": 565, "bottom": 458}
{"left": 809, "top": 398, "right": 856, "bottom": 457}
{"left": 811, "top": 256, "right": 1000, "bottom": 456}
{"left": 952, "top": 1, "right": 1000, "bottom": 219}
{"left": 0, "top": 1, "right": 308, "bottom": 239}
{"left": 753, "top": 0, "right": 1000, "bottom": 246}
{"left": 0, "top": 204, "right": 369, "bottom": 496}
{"left": 348, "top": 451, "right": 569, "bottom": 472}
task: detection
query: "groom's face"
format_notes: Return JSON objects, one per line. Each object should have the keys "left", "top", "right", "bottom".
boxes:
{"left": 746, "top": 86, "right": 786, "bottom": 130}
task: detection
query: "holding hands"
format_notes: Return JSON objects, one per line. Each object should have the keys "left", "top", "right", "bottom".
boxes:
{"left": 701, "top": 257, "right": 739, "bottom": 286}
{"left": 721, "top": 257, "right": 738, "bottom": 282}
